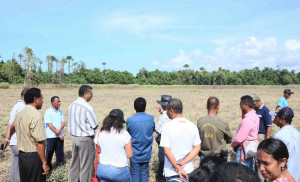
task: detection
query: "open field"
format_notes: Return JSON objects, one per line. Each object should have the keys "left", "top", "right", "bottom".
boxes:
{"left": 1, "top": 85, "right": 300, "bottom": 182}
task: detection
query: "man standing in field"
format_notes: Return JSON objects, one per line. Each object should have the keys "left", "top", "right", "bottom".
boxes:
{"left": 1, "top": 88, "right": 28, "bottom": 182}
{"left": 154, "top": 95, "right": 172, "bottom": 178}
{"left": 250, "top": 93, "right": 272, "bottom": 140}
{"left": 273, "top": 107, "right": 300, "bottom": 181}
{"left": 44, "top": 96, "right": 65, "bottom": 171}
{"left": 160, "top": 98, "right": 201, "bottom": 181}
{"left": 197, "top": 97, "right": 232, "bottom": 161}
{"left": 126, "top": 97, "right": 155, "bottom": 182}
{"left": 68, "top": 85, "right": 98, "bottom": 182}
{"left": 275, "top": 89, "right": 294, "bottom": 111}
{"left": 11, "top": 88, "right": 49, "bottom": 181}
{"left": 231, "top": 95, "right": 259, "bottom": 171}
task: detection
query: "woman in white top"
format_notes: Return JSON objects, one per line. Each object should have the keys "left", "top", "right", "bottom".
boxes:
{"left": 94, "top": 109, "right": 133, "bottom": 182}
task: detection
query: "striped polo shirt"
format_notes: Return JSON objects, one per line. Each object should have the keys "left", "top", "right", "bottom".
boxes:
{"left": 68, "top": 97, "right": 98, "bottom": 136}
{"left": 14, "top": 105, "right": 47, "bottom": 152}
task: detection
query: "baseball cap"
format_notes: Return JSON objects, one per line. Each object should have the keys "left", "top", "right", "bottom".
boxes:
{"left": 250, "top": 93, "right": 260, "bottom": 101}
{"left": 284, "top": 89, "right": 294, "bottom": 94}
{"left": 157, "top": 95, "right": 172, "bottom": 106}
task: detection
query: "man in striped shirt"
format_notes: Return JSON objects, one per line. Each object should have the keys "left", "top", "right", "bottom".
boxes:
{"left": 68, "top": 85, "right": 98, "bottom": 182}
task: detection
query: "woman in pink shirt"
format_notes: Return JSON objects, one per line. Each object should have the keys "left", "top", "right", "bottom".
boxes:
{"left": 231, "top": 95, "right": 259, "bottom": 171}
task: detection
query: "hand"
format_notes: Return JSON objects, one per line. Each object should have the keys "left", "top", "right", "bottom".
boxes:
{"left": 59, "top": 134, "right": 64, "bottom": 141}
{"left": 177, "top": 161, "right": 186, "bottom": 170}
{"left": 154, "top": 103, "right": 162, "bottom": 113}
{"left": 54, "top": 129, "right": 60, "bottom": 135}
{"left": 177, "top": 168, "right": 188, "bottom": 179}
{"left": 1, "top": 141, "right": 8, "bottom": 150}
{"left": 42, "top": 163, "right": 50, "bottom": 175}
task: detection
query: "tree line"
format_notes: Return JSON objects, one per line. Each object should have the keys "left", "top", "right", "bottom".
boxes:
{"left": 1, "top": 47, "right": 300, "bottom": 86}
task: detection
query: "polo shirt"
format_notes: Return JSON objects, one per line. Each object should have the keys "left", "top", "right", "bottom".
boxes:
{"left": 8, "top": 100, "right": 26, "bottom": 145}
{"left": 68, "top": 97, "right": 98, "bottom": 137}
{"left": 231, "top": 109, "right": 259, "bottom": 148}
{"left": 274, "top": 125, "right": 300, "bottom": 181}
{"left": 254, "top": 104, "right": 272, "bottom": 134}
{"left": 44, "top": 106, "right": 64, "bottom": 138}
{"left": 14, "top": 105, "right": 47, "bottom": 152}
{"left": 277, "top": 97, "right": 288, "bottom": 107}
{"left": 126, "top": 112, "right": 155, "bottom": 163}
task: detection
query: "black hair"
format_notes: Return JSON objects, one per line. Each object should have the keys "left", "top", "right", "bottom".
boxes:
{"left": 190, "top": 156, "right": 225, "bottom": 182}
{"left": 276, "top": 107, "right": 294, "bottom": 124}
{"left": 207, "top": 97, "right": 219, "bottom": 110}
{"left": 209, "top": 162, "right": 260, "bottom": 182}
{"left": 79, "top": 85, "right": 92, "bottom": 97}
{"left": 166, "top": 98, "right": 183, "bottom": 114}
{"left": 257, "top": 138, "right": 289, "bottom": 163}
{"left": 51, "top": 96, "right": 59, "bottom": 103}
{"left": 24, "top": 88, "right": 42, "bottom": 104}
{"left": 134, "top": 97, "right": 146, "bottom": 112}
{"left": 240, "top": 95, "right": 254, "bottom": 108}
{"left": 21, "top": 88, "right": 29, "bottom": 97}
{"left": 101, "top": 109, "right": 125, "bottom": 133}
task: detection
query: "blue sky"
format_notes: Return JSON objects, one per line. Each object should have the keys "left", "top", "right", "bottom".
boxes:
{"left": 1, "top": 0, "right": 300, "bottom": 75}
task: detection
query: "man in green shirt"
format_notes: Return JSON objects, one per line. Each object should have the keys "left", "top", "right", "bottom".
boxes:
{"left": 197, "top": 97, "right": 232, "bottom": 161}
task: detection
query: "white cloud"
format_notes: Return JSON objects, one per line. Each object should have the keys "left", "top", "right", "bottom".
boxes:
{"left": 160, "top": 37, "right": 300, "bottom": 71}
{"left": 151, "top": 60, "right": 160, "bottom": 66}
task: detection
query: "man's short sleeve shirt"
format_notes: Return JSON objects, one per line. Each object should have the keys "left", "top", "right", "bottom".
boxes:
{"left": 15, "top": 105, "right": 47, "bottom": 152}
{"left": 155, "top": 111, "right": 171, "bottom": 134}
{"left": 277, "top": 97, "right": 288, "bottom": 107}
{"left": 8, "top": 100, "right": 26, "bottom": 145}
{"left": 255, "top": 104, "right": 272, "bottom": 134}
{"left": 44, "top": 106, "right": 64, "bottom": 138}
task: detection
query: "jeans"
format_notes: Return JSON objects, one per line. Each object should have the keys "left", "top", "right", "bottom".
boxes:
{"left": 236, "top": 145, "right": 255, "bottom": 171}
{"left": 130, "top": 161, "right": 149, "bottom": 182}
{"left": 97, "top": 163, "right": 131, "bottom": 182}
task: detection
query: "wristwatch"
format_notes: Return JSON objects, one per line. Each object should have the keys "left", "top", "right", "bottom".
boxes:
{"left": 5, "top": 139, "right": 10, "bottom": 143}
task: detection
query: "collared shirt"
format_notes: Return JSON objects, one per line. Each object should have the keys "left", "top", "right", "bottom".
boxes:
{"left": 160, "top": 117, "right": 201, "bottom": 177}
{"left": 231, "top": 109, "right": 259, "bottom": 148}
{"left": 126, "top": 112, "right": 155, "bottom": 163}
{"left": 277, "top": 97, "right": 288, "bottom": 107}
{"left": 14, "top": 105, "right": 47, "bottom": 152}
{"left": 155, "top": 111, "right": 171, "bottom": 134}
{"left": 44, "top": 106, "right": 64, "bottom": 138}
{"left": 68, "top": 97, "right": 98, "bottom": 136}
{"left": 8, "top": 100, "right": 26, "bottom": 145}
{"left": 255, "top": 104, "right": 272, "bottom": 134}
{"left": 274, "top": 125, "right": 300, "bottom": 181}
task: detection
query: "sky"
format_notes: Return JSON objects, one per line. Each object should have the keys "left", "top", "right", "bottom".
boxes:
{"left": 1, "top": 0, "right": 300, "bottom": 75}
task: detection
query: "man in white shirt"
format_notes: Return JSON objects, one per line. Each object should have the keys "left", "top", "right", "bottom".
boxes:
{"left": 68, "top": 85, "right": 98, "bottom": 182}
{"left": 1, "top": 88, "right": 28, "bottom": 182}
{"left": 160, "top": 98, "right": 201, "bottom": 181}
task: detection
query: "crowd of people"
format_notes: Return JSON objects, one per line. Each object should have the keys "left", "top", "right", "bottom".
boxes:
{"left": 1, "top": 85, "right": 300, "bottom": 182}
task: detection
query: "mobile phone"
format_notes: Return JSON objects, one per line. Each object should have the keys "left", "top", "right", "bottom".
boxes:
{"left": 0, "top": 144, "right": 4, "bottom": 150}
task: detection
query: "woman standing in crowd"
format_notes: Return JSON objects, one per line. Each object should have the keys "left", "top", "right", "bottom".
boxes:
{"left": 257, "top": 138, "right": 296, "bottom": 182}
{"left": 94, "top": 109, "right": 133, "bottom": 182}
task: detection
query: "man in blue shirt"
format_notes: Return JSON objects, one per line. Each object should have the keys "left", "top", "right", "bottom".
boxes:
{"left": 251, "top": 93, "right": 272, "bottom": 140}
{"left": 126, "top": 97, "right": 155, "bottom": 182}
{"left": 44, "top": 96, "right": 65, "bottom": 171}
{"left": 275, "top": 89, "right": 294, "bottom": 111}
{"left": 273, "top": 107, "right": 300, "bottom": 181}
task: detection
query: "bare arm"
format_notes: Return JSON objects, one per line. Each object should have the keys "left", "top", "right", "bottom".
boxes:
{"left": 266, "top": 126, "right": 272, "bottom": 139}
{"left": 177, "top": 144, "right": 201, "bottom": 168}
{"left": 35, "top": 141, "right": 49, "bottom": 175}
{"left": 125, "top": 141, "right": 133, "bottom": 158}
{"left": 48, "top": 123, "right": 58, "bottom": 134}
{"left": 275, "top": 105, "right": 279, "bottom": 111}
{"left": 164, "top": 147, "right": 188, "bottom": 179}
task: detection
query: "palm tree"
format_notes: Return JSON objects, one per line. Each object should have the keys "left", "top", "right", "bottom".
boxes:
{"left": 102, "top": 62, "right": 107, "bottom": 70}
{"left": 18, "top": 54, "right": 23, "bottom": 67}
{"left": 66, "top": 56, "right": 73, "bottom": 74}
{"left": 24, "top": 46, "right": 33, "bottom": 87}
{"left": 183, "top": 64, "right": 189, "bottom": 71}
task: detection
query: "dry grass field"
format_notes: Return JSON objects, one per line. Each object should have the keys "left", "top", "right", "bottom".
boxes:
{"left": 0, "top": 85, "right": 300, "bottom": 182}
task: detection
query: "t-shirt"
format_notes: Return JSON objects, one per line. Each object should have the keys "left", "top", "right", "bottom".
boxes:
{"left": 94, "top": 128, "right": 131, "bottom": 168}
{"left": 126, "top": 112, "right": 155, "bottom": 163}
{"left": 8, "top": 100, "right": 26, "bottom": 145}
{"left": 197, "top": 115, "right": 232, "bottom": 156}
{"left": 277, "top": 97, "right": 288, "bottom": 107}
{"left": 274, "top": 125, "right": 300, "bottom": 181}
{"left": 160, "top": 117, "right": 201, "bottom": 177}
{"left": 255, "top": 104, "right": 272, "bottom": 134}
{"left": 44, "top": 106, "right": 64, "bottom": 138}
